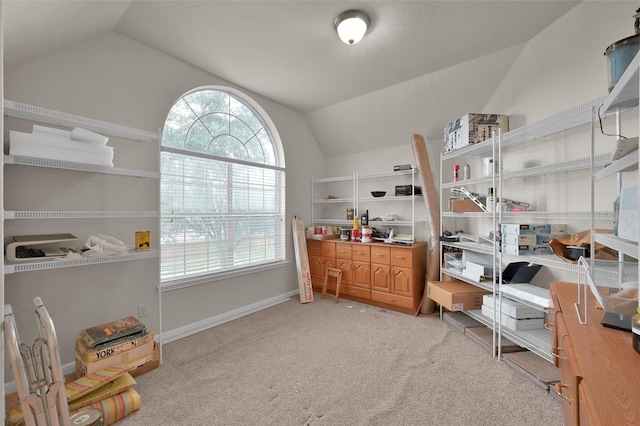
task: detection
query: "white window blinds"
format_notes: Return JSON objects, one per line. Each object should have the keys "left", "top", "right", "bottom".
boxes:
{"left": 160, "top": 88, "right": 286, "bottom": 287}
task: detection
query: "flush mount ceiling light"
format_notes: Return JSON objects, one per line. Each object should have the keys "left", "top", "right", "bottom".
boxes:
{"left": 334, "top": 9, "right": 370, "bottom": 45}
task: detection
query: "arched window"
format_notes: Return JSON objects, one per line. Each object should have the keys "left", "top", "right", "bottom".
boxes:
{"left": 160, "top": 87, "right": 286, "bottom": 289}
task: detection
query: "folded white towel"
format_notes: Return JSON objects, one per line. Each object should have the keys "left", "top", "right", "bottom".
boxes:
{"left": 71, "top": 127, "right": 109, "bottom": 145}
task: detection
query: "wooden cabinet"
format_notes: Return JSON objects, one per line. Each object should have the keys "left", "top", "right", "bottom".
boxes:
{"left": 309, "top": 239, "right": 427, "bottom": 314}
{"left": 551, "top": 282, "right": 640, "bottom": 425}
{"left": 308, "top": 240, "right": 336, "bottom": 289}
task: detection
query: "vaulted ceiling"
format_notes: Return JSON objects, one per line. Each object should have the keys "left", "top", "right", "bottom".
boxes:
{"left": 3, "top": 1, "right": 581, "bottom": 156}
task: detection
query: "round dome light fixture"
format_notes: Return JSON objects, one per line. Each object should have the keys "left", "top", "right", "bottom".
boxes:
{"left": 334, "top": 9, "right": 370, "bottom": 45}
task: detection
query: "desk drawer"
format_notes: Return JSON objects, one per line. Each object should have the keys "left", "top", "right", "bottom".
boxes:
{"left": 371, "top": 246, "right": 391, "bottom": 264}
{"left": 335, "top": 243, "right": 352, "bottom": 260}
{"left": 352, "top": 245, "right": 371, "bottom": 262}
{"left": 371, "top": 290, "right": 415, "bottom": 310}
{"left": 341, "top": 284, "right": 371, "bottom": 300}
{"left": 391, "top": 247, "right": 413, "bottom": 268}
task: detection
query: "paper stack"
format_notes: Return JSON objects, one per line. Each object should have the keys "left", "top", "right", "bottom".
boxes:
{"left": 10, "top": 124, "right": 113, "bottom": 167}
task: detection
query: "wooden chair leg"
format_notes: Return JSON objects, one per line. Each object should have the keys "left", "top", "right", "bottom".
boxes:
{"left": 333, "top": 270, "right": 342, "bottom": 303}
{"left": 322, "top": 269, "right": 329, "bottom": 300}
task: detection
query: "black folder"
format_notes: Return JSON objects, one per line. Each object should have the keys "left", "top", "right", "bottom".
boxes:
{"left": 499, "top": 261, "right": 543, "bottom": 284}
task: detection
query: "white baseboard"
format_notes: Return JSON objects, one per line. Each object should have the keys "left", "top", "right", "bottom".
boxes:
{"left": 4, "top": 290, "right": 300, "bottom": 395}
{"left": 160, "top": 290, "right": 298, "bottom": 344}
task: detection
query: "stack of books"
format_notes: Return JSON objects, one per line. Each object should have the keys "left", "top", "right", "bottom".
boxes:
{"left": 75, "top": 316, "right": 156, "bottom": 377}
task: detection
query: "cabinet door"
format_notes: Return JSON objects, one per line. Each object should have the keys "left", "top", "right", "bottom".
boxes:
{"left": 371, "top": 263, "right": 391, "bottom": 292}
{"left": 309, "top": 255, "right": 323, "bottom": 278}
{"left": 320, "top": 257, "right": 336, "bottom": 279}
{"left": 336, "top": 259, "right": 353, "bottom": 285}
{"left": 391, "top": 266, "right": 413, "bottom": 297}
{"left": 352, "top": 261, "right": 370, "bottom": 289}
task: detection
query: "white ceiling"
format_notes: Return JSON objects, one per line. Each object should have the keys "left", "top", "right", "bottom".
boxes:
{"left": 3, "top": 0, "right": 580, "bottom": 115}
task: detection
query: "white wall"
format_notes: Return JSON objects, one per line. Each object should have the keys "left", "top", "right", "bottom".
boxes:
{"left": 3, "top": 32, "right": 325, "bottom": 378}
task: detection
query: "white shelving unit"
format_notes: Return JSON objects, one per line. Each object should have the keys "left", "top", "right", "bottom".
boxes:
{"left": 439, "top": 88, "right": 636, "bottom": 362}
{"left": 589, "top": 50, "right": 640, "bottom": 322}
{"left": 312, "top": 168, "right": 423, "bottom": 242}
{"left": 2, "top": 101, "right": 161, "bottom": 273}
{"left": 1, "top": 101, "right": 162, "bottom": 381}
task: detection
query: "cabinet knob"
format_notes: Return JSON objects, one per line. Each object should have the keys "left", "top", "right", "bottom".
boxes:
{"left": 553, "top": 384, "right": 571, "bottom": 403}
{"left": 395, "top": 255, "right": 406, "bottom": 259}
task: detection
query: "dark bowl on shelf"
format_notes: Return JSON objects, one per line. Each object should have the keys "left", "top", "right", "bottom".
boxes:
{"left": 371, "top": 191, "right": 386, "bottom": 198}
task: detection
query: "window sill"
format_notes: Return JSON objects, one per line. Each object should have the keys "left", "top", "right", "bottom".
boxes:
{"left": 160, "top": 260, "right": 290, "bottom": 292}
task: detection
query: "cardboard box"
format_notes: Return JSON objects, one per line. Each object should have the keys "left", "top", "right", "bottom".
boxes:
{"left": 76, "top": 340, "right": 156, "bottom": 377}
{"left": 501, "top": 223, "right": 567, "bottom": 235}
{"left": 427, "top": 280, "right": 490, "bottom": 311}
{"left": 503, "top": 244, "right": 551, "bottom": 256}
{"left": 444, "top": 113, "right": 509, "bottom": 152}
{"left": 502, "top": 233, "right": 537, "bottom": 246}
{"left": 450, "top": 199, "right": 485, "bottom": 212}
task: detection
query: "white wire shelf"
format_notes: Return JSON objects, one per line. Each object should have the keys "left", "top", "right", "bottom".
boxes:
{"left": 4, "top": 155, "right": 159, "bottom": 178}
{"left": 443, "top": 153, "right": 610, "bottom": 189}
{"left": 503, "top": 153, "right": 610, "bottom": 180}
{"left": 440, "top": 241, "right": 496, "bottom": 255}
{"left": 4, "top": 99, "right": 158, "bottom": 142}
{"left": 441, "top": 269, "right": 495, "bottom": 293}
{"left": 595, "top": 233, "right": 638, "bottom": 259}
{"left": 359, "top": 168, "right": 418, "bottom": 179}
{"left": 4, "top": 249, "right": 158, "bottom": 274}
{"left": 312, "top": 175, "right": 353, "bottom": 183}
{"left": 594, "top": 149, "right": 638, "bottom": 181}
{"left": 500, "top": 211, "right": 613, "bottom": 220}
{"left": 312, "top": 198, "right": 352, "bottom": 204}
{"left": 312, "top": 218, "right": 416, "bottom": 227}
{"left": 4, "top": 211, "right": 159, "bottom": 220}
{"left": 442, "top": 98, "right": 603, "bottom": 160}
{"left": 499, "top": 327, "right": 552, "bottom": 363}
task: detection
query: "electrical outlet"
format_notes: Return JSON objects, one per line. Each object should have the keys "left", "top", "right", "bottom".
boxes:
{"left": 138, "top": 303, "right": 148, "bottom": 318}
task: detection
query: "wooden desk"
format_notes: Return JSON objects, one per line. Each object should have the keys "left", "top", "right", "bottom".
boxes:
{"left": 550, "top": 282, "right": 640, "bottom": 425}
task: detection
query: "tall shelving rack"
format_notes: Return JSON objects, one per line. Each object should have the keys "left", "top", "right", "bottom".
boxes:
{"left": 440, "top": 59, "right": 640, "bottom": 362}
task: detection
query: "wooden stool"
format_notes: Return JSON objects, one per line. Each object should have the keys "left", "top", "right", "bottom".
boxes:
{"left": 322, "top": 268, "right": 342, "bottom": 303}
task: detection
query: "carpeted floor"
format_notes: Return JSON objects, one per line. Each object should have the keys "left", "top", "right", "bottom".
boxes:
{"left": 118, "top": 294, "right": 563, "bottom": 425}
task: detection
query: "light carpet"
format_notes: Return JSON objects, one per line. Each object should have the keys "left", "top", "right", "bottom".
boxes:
{"left": 118, "top": 294, "right": 563, "bottom": 425}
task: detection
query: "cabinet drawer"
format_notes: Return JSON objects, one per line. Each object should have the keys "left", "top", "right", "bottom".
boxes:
{"left": 320, "top": 241, "right": 336, "bottom": 257}
{"left": 307, "top": 239, "right": 322, "bottom": 255}
{"left": 371, "top": 246, "right": 391, "bottom": 264}
{"left": 390, "top": 247, "right": 413, "bottom": 268}
{"left": 335, "top": 243, "right": 352, "bottom": 260}
{"left": 371, "top": 290, "right": 415, "bottom": 310}
{"left": 341, "top": 284, "right": 371, "bottom": 300}
{"left": 352, "top": 245, "right": 370, "bottom": 262}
